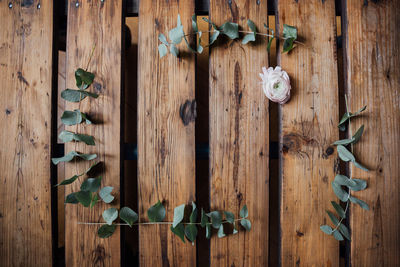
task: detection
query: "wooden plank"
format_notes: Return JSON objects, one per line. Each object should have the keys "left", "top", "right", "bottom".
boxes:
{"left": 0, "top": 1, "right": 54, "bottom": 266}
{"left": 278, "top": 0, "right": 340, "bottom": 266}
{"left": 64, "top": 0, "right": 122, "bottom": 266}
{"left": 208, "top": 1, "right": 269, "bottom": 266}
{"left": 344, "top": 1, "right": 400, "bottom": 266}
{"left": 137, "top": 1, "right": 196, "bottom": 266}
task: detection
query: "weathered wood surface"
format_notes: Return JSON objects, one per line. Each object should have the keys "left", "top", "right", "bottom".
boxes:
{"left": 64, "top": 0, "right": 122, "bottom": 266}
{"left": 138, "top": 1, "right": 196, "bottom": 266}
{"left": 344, "top": 1, "right": 400, "bottom": 266}
{"left": 278, "top": 0, "right": 340, "bottom": 266}
{"left": 0, "top": 1, "right": 54, "bottom": 266}
{"left": 209, "top": 0, "right": 269, "bottom": 266}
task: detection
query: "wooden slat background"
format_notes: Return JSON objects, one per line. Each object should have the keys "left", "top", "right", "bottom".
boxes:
{"left": 278, "top": 0, "right": 340, "bottom": 265}
{"left": 209, "top": 0, "right": 269, "bottom": 266}
{"left": 137, "top": 0, "right": 196, "bottom": 266}
{"left": 0, "top": 1, "right": 54, "bottom": 266}
{"left": 344, "top": 0, "right": 400, "bottom": 265}
{"left": 0, "top": 0, "right": 399, "bottom": 266}
{"left": 64, "top": 0, "right": 122, "bottom": 266}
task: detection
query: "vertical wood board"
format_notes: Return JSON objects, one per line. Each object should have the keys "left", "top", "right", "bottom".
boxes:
{"left": 209, "top": 0, "right": 269, "bottom": 265}
{"left": 278, "top": 0, "right": 340, "bottom": 266}
{"left": 64, "top": 0, "right": 122, "bottom": 266}
{"left": 0, "top": 1, "right": 54, "bottom": 266}
{"left": 137, "top": 1, "right": 196, "bottom": 266}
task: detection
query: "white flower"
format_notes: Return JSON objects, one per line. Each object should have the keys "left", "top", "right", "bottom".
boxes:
{"left": 259, "top": 66, "right": 291, "bottom": 104}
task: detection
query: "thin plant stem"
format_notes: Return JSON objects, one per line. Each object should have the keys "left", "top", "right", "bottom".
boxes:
{"left": 78, "top": 218, "right": 243, "bottom": 226}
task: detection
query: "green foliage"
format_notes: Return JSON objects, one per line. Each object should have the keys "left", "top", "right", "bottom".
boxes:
{"left": 171, "top": 224, "right": 185, "bottom": 243}
{"left": 59, "top": 130, "right": 95, "bottom": 146}
{"left": 98, "top": 224, "right": 116, "bottom": 238}
{"left": 147, "top": 201, "right": 166, "bottom": 222}
{"left": 51, "top": 151, "right": 97, "bottom": 165}
{"left": 172, "top": 204, "right": 185, "bottom": 228}
{"left": 61, "top": 109, "right": 92, "bottom": 125}
{"left": 103, "top": 208, "right": 118, "bottom": 225}
{"left": 99, "top": 186, "right": 114, "bottom": 204}
{"left": 240, "top": 205, "right": 248, "bottom": 218}
{"left": 80, "top": 177, "right": 102, "bottom": 192}
{"left": 207, "top": 211, "right": 222, "bottom": 229}
{"left": 240, "top": 219, "right": 251, "bottom": 231}
{"left": 61, "top": 89, "right": 99, "bottom": 103}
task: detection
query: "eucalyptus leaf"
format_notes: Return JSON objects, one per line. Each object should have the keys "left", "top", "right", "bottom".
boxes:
{"left": 352, "top": 125, "right": 364, "bottom": 143}
{"left": 334, "top": 174, "right": 357, "bottom": 187}
{"left": 205, "top": 224, "right": 211, "bottom": 239}
{"left": 75, "top": 68, "right": 95, "bottom": 89}
{"left": 61, "top": 110, "right": 91, "bottom": 125}
{"left": 103, "top": 208, "right": 118, "bottom": 225}
{"left": 75, "top": 190, "right": 92, "bottom": 207}
{"left": 332, "top": 181, "right": 349, "bottom": 202}
{"left": 207, "top": 211, "right": 222, "bottom": 229}
{"left": 326, "top": 210, "right": 340, "bottom": 225}
{"left": 191, "top": 15, "right": 198, "bottom": 32}
{"left": 240, "top": 205, "right": 248, "bottom": 218}
{"left": 56, "top": 175, "right": 79, "bottom": 186}
{"left": 331, "top": 201, "right": 346, "bottom": 219}
{"left": 90, "top": 193, "right": 98, "bottom": 208}
{"left": 333, "top": 230, "right": 344, "bottom": 241}
{"left": 224, "top": 211, "right": 235, "bottom": 224}
{"left": 349, "top": 196, "right": 369, "bottom": 210}
{"left": 65, "top": 192, "right": 79, "bottom": 204}
{"left": 333, "top": 138, "right": 355, "bottom": 146}
{"left": 200, "top": 208, "right": 208, "bottom": 227}
{"left": 58, "top": 130, "right": 95, "bottom": 146}
{"left": 240, "top": 218, "right": 251, "bottom": 231}
{"left": 80, "top": 177, "right": 102, "bottom": 192}
{"left": 348, "top": 178, "right": 367, "bottom": 191}
{"left": 337, "top": 145, "right": 355, "bottom": 162}
{"left": 173, "top": 204, "right": 185, "bottom": 228}
{"left": 98, "top": 224, "right": 116, "bottom": 238}
{"left": 338, "top": 112, "right": 350, "bottom": 130}
{"left": 190, "top": 202, "right": 197, "bottom": 223}
{"left": 283, "top": 24, "right": 297, "bottom": 39}
{"left": 158, "top": 33, "right": 168, "bottom": 45}
{"left": 170, "top": 223, "right": 185, "bottom": 243}
{"left": 120, "top": 207, "right": 138, "bottom": 227}
{"left": 52, "top": 151, "right": 97, "bottom": 165}
{"left": 247, "top": 19, "right": 257, "bottom": 33}
{"left": 202, "top": 17, "right": 218, "bottom": 30}
{"left": 338, "top": 223, "right": 351, "bottom": 241}
{"left": 282, "top": 38, "right": 295, "bottom": 53}
{"left": 320, "top": 225, "right": 333, "bottom": 235}
{"left": 242, "top": 33, "right": 255, "bottom": 44}
{"left": 353, "top": 105, "right": 367, "bottom": 116}
{"left": 217, "top": 224, "right": 226, "bottom": 238}
{"left": 169, "top": 26, "right": 184, "bottom": 45}
{"left": 158, "top": 44, "right": 168, "bottom": 58}
{"left": 61, "top": 89, "right": 99, "bottom": 103}
{"left": 209, "top": 31, "right": 220, "bottom": 45}
{"left": 148, "top": 201, "right": 166, "bottom": 222}
{"left": 80, "top": 112, "right": 92, "bottom": 124}
{"left": 99, "top": 186, "right": 114, "bottom": 204}
{"left": 220, "top": 22, "right": 239, "bottom": 39}
{"left": 354, "top": 161, "right": 369, "bottom": 171}
{"left": 184, "top": 224, "right": 198, "bottom": 243}
{"left": 170, "top": 44, "right": 179, "bottom": 57}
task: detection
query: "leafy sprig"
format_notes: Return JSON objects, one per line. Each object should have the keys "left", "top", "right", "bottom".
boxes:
{"left": 321, "top": 95, "right": 369, "bottom": 241}
{"left": 158, "top": 15, "right": 302, "bottom": 58}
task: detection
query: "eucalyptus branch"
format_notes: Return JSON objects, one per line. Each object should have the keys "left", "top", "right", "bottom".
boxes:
{"left": 77, "top": 218, "right": 243, "bottom": 226}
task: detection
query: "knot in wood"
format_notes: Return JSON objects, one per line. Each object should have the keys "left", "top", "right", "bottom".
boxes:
{"left": 179, "top": 100, "right": 196, "bottom": 126}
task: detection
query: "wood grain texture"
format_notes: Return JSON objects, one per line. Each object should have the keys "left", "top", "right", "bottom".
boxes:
{"left": 64, "top": 0, "right": 122, "bottom": 266}
{"left": 209, "top": 0, "right": 269, "bottom": 266}
{"left": 138, "top": 1, "right": 196, "bottom": 266}
{"left": 344, "top": 1, "right": 400, "bottom": 266}
{"left": 0, "top": 1, "right": 53, "bottom": 266}
{"left": 278, "top": 0, "right": 340, "bottom": 266}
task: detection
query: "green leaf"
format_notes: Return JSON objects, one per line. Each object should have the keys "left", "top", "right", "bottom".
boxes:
{"left": 184, "top": 224, "right": 198, "bottom": 243}
{"left": 56, "top": 175, "right": 79, "bottom": 186}
{"left": 148, "top": 201, "right": 166, "bottom": 222}
{"left": 332, "top": 181, "right": 349, "bottom": 202}
{"left": 348, "top": 179, "right": 367, "bottom": 191}
{"left": 354, "top": 161, "right": 369, "bottom": 171}
{"left": 240, "top": 205, "right": 248, "bottom": 218}
{"left": 331, "top": 201, "right": 346, "bottom": 218}
{"left": 158, "top": 44, "right": 168, "bottom": 58}
{"left": 52, "top": 151, "right": 97, "bottom": 165}
{"left": 334, "top": 174, "right": 357, "bottom": 187}
{"left": 120, "top": 207, "right": 138, "bottom": 227}
{"left": 282, "top": 38, "right": 295, "bottom": 53}
{"left": 61, "top": 110, "right": 91, "bottom": 125}
{"left": 352, "top": 125, "right": 364, "bottom": 143}
{"left": 205, "top": 224, "right": 211, "bottom": 239}
{"left": 170, "top": 223, "right": 185, "bottom": 243}
{"left": 326, "top": 210, "right": 340, "bottom": 225}
{"left": 99, "top": 186, "right": 114, "bottom": 204}
{"left": 333, "top": 138, "right": 355, "bottom": 146}
{"left": 283, "top": 24, "right": 297, "bottom": 39}
{"left": 337, "top": 145, "right": 355, "bottom": 162}
{"left": 75, "top": 68, "right": 95, "bottom": 89}
{"left": 98, "top": 224, "right": 116, "bottom": 238}
{"left": 200, "top": 208, "right": 208, "bottom": 227}
{"left": 103, "top": 208, "right": 118, "bottom": 225}
{"left": 240, "top": 218, "right": 251, "bottom": 231}
{"left": 267, "top": 37, "right": 274, "bottom": 52}
{"left": 320, "top": 225, "right": 333, "bottom": 235}
{"left": 209, "top": 31, "right": 220, "bottom": 45}
{"left": 158, "top": 33, "right": 168, "bottom": 45}
{"left": 190, "top": 202, "right": 197, "bottom": 223}
{"left": 80, "top": 177, "right": 102, "bottom": 192}
{"left": 349, "top": 196, "right": 369, "bottom": 210}
{"left": 338, "top": 112, "right": 351, "bottom": 130}
{"left": 61, "top": 89, "right": 99, "bottom": 103}
{"left": 207, "top": 211, "right": 222, "bottom": 229}
{"left": 191, "top": 15, "right": 198, "bottom": 32}
{"left": 247, "top": 19, "right": 257, "bottom": 33}
{"left": 217, "top": 224, "right": 226, "bottom": 238}
{"left": 170, "top": 44, "right": 179, "bottom": 57}
{"left": 169, "top": 25, "right": 184, "bottom": 45}
{"left": 242, "top": 33, "right": 255, "bottom": 44}
{"left": 80, "top": 112, "right": 92, "bottom": 124}
{"left": 224, "top": 211, "right": 235, "bottom": 224}
{"left": 65, "top": 192, "right": 79, "bottom": 204}
{"left": 338, "top": 223, "right": 351, "bottom": 241}
{"left": 220, "top": 22, "right": 239, "bottom": 39}
{"left": 90, "top": 193, "right": 98, "bottom": 208}
{"left": 202, "top": 17, "right": 218, "bottom": 31}
{"left": 197, "top": 31, "right": 203, "bottom": 53}
{"left": 75, "top": 191, "right": 92, "bottom": 207}
{"left": 173, "top": 204, "right": 186, "bottom": 228}
{"left": 58, "top": 130, "right": 95, "bottom": 146}
{"left": 353, "top": 105, "right": 367, "bottom": 116}
{"left": 333, "top": 230, "right": 344, "bottom": 241}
